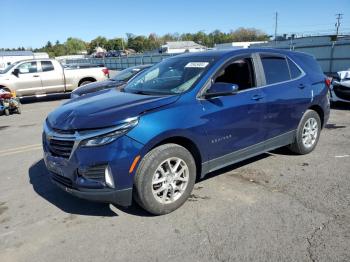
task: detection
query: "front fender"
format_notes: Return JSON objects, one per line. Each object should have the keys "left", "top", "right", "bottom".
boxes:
{"left": 126, "top": 102, "right": 209, "bottom": 166}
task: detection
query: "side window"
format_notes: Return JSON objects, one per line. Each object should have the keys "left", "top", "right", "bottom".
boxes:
{"left": 41, "top": 61, "right": 54, "bottom": 72}
{"left": 214, "top": 57, "right": 256, "bottom": 91}
{"left": 18, "top": 62, "right": 37, "bottom": 74}
{"left": 261, "top": 55, "right": 290, "bottom": 84}
{"left": 287, "top": 58, "right": 302, "bottom": 79}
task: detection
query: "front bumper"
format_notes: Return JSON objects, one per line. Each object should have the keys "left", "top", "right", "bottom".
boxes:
{"left": 43, "top": 126, "right": 144, "bottom": 206}
{"left": 51, "top": 175, "right": 132, "bottom": 206}
{"left": 330, "top": 83, "right": 350, "bottom": 102}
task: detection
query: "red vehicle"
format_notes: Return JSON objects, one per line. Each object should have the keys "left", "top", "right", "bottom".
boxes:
{"left": 0, "top": 89, "right": 21, "bottom": 116}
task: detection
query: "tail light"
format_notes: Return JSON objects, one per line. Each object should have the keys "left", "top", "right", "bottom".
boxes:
{"left": 325, "top": 78, "right": 331, "bottom": 89}
{"left": 102, "top": 68, "right": 109, "bottom": 77}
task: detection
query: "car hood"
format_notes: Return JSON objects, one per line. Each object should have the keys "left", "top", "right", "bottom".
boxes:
{"left": 47, "top": 89, "right": 179, "bottom": 130}
{"left": 72, "top": 79, "right": 124, "bottom": 96}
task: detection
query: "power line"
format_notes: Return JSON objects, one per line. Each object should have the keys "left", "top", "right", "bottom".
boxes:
{"left": 274, "top": 12, "right": 278, "bottom": 45}
{"left": 335, "top": 13, "right": 343, "bottom": 36}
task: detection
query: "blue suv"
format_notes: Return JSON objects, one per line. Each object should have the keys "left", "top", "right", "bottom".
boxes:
{"left": 43, "top": 49, "right": 330, "bottom": 215}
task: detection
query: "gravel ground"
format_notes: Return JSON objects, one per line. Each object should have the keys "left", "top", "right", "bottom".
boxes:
{"left": 0, "top": 99, "right": 349, "bottom": 262}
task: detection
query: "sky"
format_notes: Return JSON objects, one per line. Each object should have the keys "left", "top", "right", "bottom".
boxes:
{"left": 0, "top": 0, "right": 349, "bottom": 48}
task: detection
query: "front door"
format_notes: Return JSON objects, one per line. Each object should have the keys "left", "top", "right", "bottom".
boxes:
{"left": 13, "top": 61, "right": 43, "bottom": 96}
{"left": 200, "top": 55, "right": 266, "bottom": 172}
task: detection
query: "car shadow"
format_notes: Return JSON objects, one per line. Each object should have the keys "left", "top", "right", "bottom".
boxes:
{"left": 20, "top": 93, "right": 70, "bottom": 104}
{"left": 29, "top": 148, "right": 295, "bottom": 217}
{"left": 200, "top": 153, "right": 271, "bottom": 182}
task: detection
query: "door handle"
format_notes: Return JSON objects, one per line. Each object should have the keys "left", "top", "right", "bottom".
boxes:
{"left": 33, "top": 75, "right": 39, "bottom": 77}
{"left": 298, "top": 84, "right": 306, "bottom": 89}
{"left": 251, "top": 94, "right": 265, "bottom": 101}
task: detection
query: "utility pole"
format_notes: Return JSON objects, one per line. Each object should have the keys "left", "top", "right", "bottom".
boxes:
{"left": 274, "top": 12, "right": 278, "bottom": 45}
{"left": 335, "top": 13, "right": 343, "bottom": 37}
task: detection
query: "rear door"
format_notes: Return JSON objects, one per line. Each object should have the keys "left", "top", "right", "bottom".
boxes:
{"left": 13, "top": 61, "right": 43, "bottom": 96}
{"left": 38, "top": 60, "right": 65, "bottom": 94}
{"left": 257, "top": 53, "right": 309, "bottom": 141}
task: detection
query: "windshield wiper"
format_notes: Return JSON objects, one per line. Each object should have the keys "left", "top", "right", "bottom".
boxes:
{"left": 130, "top": 90, "right": 152, "bottom": 95}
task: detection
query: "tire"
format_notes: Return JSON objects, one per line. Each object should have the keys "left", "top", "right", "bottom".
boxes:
{"left": 79, "top": 81, "right": 93, "bottom": 87}
{"left": 16, "top": 104, "right": 21, "bottom": 114}
{"left": 289, "top": 109, "right": 321, "bottom": 155}
{"left": 4, "top": 108, "right": 10, "bottom": 116}
{"left": 133, "top": 144, "right": 196, "bottom": 215}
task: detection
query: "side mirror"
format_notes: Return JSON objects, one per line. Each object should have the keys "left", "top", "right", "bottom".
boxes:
{"left": 204, "top": 82, "right": 239, "bottom": 99}
{"left": 12, "top": 68, "right": 19, "bottom": 77}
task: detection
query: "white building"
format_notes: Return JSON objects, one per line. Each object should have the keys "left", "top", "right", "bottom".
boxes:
{"left": 215, "top": 41, "right": 267, "bottom": 50}
{"left": 160, "top": 41, "right": 206, "bottom": 54}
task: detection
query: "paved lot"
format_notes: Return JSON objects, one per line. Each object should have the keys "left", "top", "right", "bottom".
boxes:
{"left": 0, "top": 99, "right": 349, "bottom": 262}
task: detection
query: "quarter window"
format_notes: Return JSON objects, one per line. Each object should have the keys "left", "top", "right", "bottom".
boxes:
{"left": 287, "top": 58, "right": 302, "bottom": 79}
{"left": 18, "top": 62, "right": 37, "bottom": 74}
{"left": 261, "top": 55, "right": 290, "bottom": 84}
{"left": 41, "top": 61, "right": 54, "bottom": 72}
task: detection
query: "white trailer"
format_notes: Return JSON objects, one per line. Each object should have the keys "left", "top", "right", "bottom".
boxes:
{"left": 0, "top": 51, "right": 49, "bottom": 71}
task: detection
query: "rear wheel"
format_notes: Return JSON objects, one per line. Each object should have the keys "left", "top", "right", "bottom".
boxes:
{"left": 4, "top": 108, "right": 10, "bottom": 116}
{"left": 133, "top": 144, "right": 196, "bottom": 215}
{"left": 289, "top": 110, "right": 321, "bottom": 154}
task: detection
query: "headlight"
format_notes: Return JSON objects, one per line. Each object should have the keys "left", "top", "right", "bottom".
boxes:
{"left": 80, "top": 117, "right": 139, "bottom": 147}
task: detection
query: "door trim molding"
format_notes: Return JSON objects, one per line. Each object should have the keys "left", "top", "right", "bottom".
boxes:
{"left": 201, "top": 130, "right": 296, "bottom": 177}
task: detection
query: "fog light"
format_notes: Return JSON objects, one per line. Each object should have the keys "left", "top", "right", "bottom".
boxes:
{"left": 105, "top": 166, "right": 115, "bottom": 188}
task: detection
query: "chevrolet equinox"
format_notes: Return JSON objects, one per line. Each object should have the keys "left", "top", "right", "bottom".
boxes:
{"left": 43, "top": 49, "right": 330, "bottom": 215}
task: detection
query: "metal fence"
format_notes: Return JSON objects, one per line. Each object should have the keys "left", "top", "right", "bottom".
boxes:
{"left": 65, "top": 41, "right": 350, "bottom": 74}
{"left": 252, "top": 39, "right": 350, "bottom": 74}
{"left": 66, "top": 53, "right": 176, "bottom": 70}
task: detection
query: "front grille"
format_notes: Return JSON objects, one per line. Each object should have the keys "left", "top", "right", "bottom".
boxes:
{"left": 49, "top": 139, "right": 74, "bottom": 158}
{"left": 79, "top": 165, "right": 106, "bottom": 182}
{"left": 52, "top": 173, "right": 73, "bottom": 188}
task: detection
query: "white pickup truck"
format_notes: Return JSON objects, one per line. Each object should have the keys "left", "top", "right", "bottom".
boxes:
{"left": 0, "top": 59, "right": 109, "bottom": 97}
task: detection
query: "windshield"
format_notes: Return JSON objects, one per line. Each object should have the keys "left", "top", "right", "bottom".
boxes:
{"left": 112, "top": 67, "right": 144, "bottom": 82}
{"left": 0, "top": 61, "right": 20, "bottom": 74}
{"left": 124, "top": 57, "right": 215, "bottom": 95}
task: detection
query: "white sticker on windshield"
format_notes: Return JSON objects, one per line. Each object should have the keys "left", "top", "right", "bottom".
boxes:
{"left": 185, "top": 62, "right": 209, "bottom": 68}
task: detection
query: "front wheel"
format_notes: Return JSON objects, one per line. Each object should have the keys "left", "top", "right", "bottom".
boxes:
{"left": 289, "top": 109, "right": 321, "bottom": 154}
{"left": 133, "top": 144, "right": 196, "bottom": 215}
{"left": 79, "top": 81, "right": 93, "bottom": 86}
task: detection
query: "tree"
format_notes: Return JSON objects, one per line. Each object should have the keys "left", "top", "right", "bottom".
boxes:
{"left": 89, "top": 36, "right": 108, "bottom": 53}
{"left": 65, "top": 37, "right": 86, "bottom": 55}
{"left": 106, "top": 38, "right": 123, "bottom": 51}
{"left": 30, "top": 27, "right": 269, "bottom": 57}
{"left": 45, "top": 41, "right": 52, "bottom": 49}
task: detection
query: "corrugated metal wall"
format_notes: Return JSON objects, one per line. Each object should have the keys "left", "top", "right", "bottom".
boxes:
{"left": 66, "top": 40, "right": 350, "bottom": 74}
{"left": 253, "top": 39, "right": 350, "bottom": 74}
{"left": 66, "top": 53, "right": 175, "bottom": 71}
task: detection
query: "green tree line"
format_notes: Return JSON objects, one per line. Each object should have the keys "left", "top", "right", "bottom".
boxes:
{"left": 1, "top": 28, "right": 269, "bottom": 57}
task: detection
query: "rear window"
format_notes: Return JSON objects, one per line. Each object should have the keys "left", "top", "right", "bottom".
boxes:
{"left": 287, "top": 58, "right": 302, "bottom": 79}
{"left": 261, "top": 55, "right": 290, "bottom": 84}
{"left": 41, "top": 61, "right": 54, "bottom": 72}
